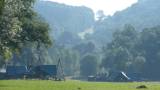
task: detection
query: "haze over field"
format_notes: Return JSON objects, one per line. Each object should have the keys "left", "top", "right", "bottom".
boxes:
{"left": 43, "top": 0, "right": 138, "bottom": 15}
{"left": 2, "top": 0, "right": 160, "bottom": 82}
{"left": 34, "top": 0, "right": 160, "bottom": 80}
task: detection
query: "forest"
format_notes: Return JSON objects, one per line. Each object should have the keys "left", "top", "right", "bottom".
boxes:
{"left": 0, "top": 0, "right": 160, "bottom": 81}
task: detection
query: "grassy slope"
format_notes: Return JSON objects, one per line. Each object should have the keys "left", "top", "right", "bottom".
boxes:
{"left": 0, "top": 80, "right": 160, "bottom": 90}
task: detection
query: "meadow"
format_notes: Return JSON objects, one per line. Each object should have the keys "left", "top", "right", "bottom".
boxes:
{"left": 0, "top": 80, "right": 160, "bottom": 90}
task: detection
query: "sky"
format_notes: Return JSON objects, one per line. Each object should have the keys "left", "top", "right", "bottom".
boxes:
{"left": 44, "top": 0, "right": 138, "bottom": 16}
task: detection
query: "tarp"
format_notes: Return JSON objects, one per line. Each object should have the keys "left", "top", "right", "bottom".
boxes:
{"left": 6, "top": 66, "right": 28, "bottom": 76}
{"left": 34, "top": 65, "right": 57, "bottom": 76}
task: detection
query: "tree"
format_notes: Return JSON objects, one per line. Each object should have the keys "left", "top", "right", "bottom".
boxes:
{"left": 48, "top": 44, "right": 80, "bottom": 76}
{"left": 73, "top": 41, "right": 95, "bottom": 56}
{"left": 96, "top": 10, "right": 106, "bottom": 21}
{"left": 80, "top": 54, "right": 98, "bottom": 77}
{"left": 57, "top": 31, "right": 81, "bottom": 46}
{"left": 0, "top": 0, "right": 51, "bottom": 62}
{"left": 138, "top": 26, "right": 160, "bottom": 79}
{"left": 130, "top": 56, "right": 146, "bottom": 72}
{"left": 101, "top": 25, "right": 160, "bottom": 80}
{"left": 0, "top": 0, "right": 4, "bottom": 14}
{"left": 102, "top": 25, "right": 138, "bottom": 72}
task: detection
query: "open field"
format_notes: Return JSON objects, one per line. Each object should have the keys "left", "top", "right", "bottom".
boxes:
{"left": 0, "top": 80, "right": 160, "bottom": 90}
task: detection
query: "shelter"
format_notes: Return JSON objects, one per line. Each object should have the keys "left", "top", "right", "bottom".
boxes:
{"left": 6, "top": 66, "right": 28, "bottom": 78}
{"left": 1, "top": 59, "right": 65, "bottom": 80}
{"left": 30, "top": 59, "right": 65, "bottom": 80}
{"left": 34, "top": 65, "right": 57, "bottom": 78}
{"left": 88, "top": 76, "right": 96, "bottom": 81}
{"left": 109, "top": 71, "right": 131, "bottom": 82}
{"left": 127, "top": 72, "right": 143, "bottom": 81}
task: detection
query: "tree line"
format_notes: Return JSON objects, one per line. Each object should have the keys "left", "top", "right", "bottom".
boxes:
{"left": 1, "top": 0, "right": 160, "bottom": 80}
{"left": 102, "top": 24, "right": 160, "bottom": 80}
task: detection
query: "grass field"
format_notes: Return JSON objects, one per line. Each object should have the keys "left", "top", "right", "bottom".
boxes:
{"left": 0, "top": 80, "right": 160, "bottom": 90}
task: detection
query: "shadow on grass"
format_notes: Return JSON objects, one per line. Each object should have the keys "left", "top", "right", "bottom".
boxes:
{"left": 0, "top": 85, "right": 9, "bottom": 87}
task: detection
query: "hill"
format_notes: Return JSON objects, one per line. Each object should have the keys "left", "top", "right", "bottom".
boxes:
{"left": 34, "top": 1, "right": 95, "bottom": 39}
{"left": 91, "top": 0, "right": 160, "bottom": 44}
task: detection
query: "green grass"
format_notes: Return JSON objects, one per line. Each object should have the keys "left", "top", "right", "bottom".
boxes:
{"left": 0, "top": 80, "right": 160, "bottom": 90}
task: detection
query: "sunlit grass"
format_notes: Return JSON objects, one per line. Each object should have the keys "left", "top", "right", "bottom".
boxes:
{"left": 0, "top": 80, "right": 160, "bottom": 90}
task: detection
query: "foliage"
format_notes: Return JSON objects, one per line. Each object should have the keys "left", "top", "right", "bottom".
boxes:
{"left": 102, "top": 25, "right": 160, "bottom": 80}
{"left": 138, "top": 26, "right": 160, "bottom": 79}
{"left": 0, "top": 0, "right": 4, "bottom": 14}
{"left": 73, "top": 41, "right": 95, "bottom": 56}
{"left": 9, "top": 46, "right": 52, "bottom": 66}
{"left": 57, "top": 31, "right": 81, "bottom": 46}
{"left": 90, "top": 0, "right": 160, "bottom": 46}
{"left": 80, "top": 54, "right": 98, "bottom": 76}
{"left": 48, "top": 44, "right": 80, "bottom": 76}
{"left": 102, "top": 25, "right": 138, "bottom": 71}
{"left": 0, "top": 0, "right": 51, "bottom": 61}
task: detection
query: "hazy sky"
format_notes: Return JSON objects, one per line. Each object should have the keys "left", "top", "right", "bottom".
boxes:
{"left": 44, "top": 0, "right": 138, "bottom": 16}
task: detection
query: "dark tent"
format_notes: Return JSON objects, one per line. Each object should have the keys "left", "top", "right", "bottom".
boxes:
{"left": 33, "top": 65, "right": 57, "bottom": 78}
{"left": 6, "top": 66, "right": 28, "bottom": 78}
{"left": 108, "top": 71, "right": 131, "bottom": 82}
{"left": 127, "top": 72, "right": 144, "bottom": 81}
{"left": 88, "top": 76, "right": 96, "bottom": 81}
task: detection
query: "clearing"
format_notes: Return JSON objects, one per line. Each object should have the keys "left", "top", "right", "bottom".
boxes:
{"left": 0, "top": 80, "right": 160, "bottom": 90}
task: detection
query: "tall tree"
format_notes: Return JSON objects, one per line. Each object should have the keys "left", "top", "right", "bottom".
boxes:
{"left": 80, "top": 54, "right": 98, "bottom": 77}
{"left": 102, "top": 25, "right": 138, "bottom": 72}
{"left": 0, "top": 0, "right": 51, "bottom": 61}
{"left": 138, "top": 26, "right": 160, "bottom": 79}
